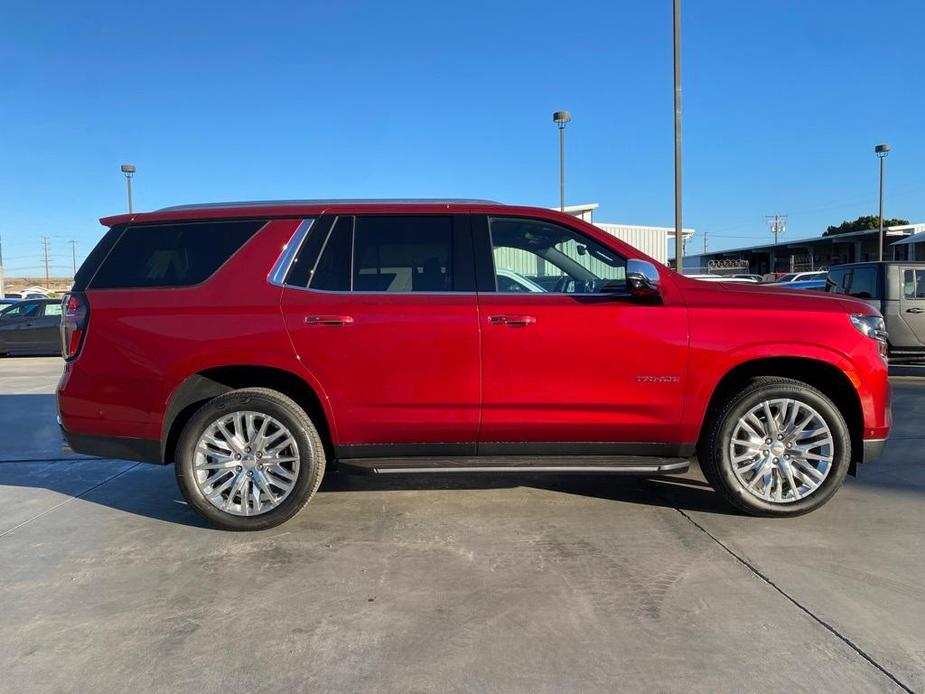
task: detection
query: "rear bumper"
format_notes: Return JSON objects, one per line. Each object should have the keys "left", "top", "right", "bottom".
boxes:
{"left": 862, "top": 438, "right": 887, "bottom": 464}
{"left": 62, "top": 426, "right": 162, "bottom": 464}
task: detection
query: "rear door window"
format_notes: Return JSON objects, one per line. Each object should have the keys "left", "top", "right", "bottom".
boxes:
{"left": 353, "top": 216, "right": 454, "bottom": 292}
{"left": 89, "top": 220, "right": 264, "bottom": 289}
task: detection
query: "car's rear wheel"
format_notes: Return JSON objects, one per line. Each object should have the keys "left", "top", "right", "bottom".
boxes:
{"left": 175, "top": 388, "right": 325, "bottom": 530}
{"left": 700, "top": 377, "right": 850, "bottom": 517}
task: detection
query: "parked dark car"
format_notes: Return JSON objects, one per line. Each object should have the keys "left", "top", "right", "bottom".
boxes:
{"left": 826, "top": 261, "right": 925, "bottom": 362}
{"left": 0, "top": 299, "right": 63, "bottom": 356}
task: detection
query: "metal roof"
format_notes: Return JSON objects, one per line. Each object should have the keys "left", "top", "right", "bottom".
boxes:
{"left": 892, "top": 229, "right": 925, "bottom": 246}
{"left": 700, "top": 225, "right": 920, "bottom": 257}
{"left": 157, "top": 198, "right": 504, "bottom": 212}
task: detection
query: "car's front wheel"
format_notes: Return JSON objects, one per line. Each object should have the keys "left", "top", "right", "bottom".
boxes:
{"left": 175, "top": 388, "right": 325, "bottom": 530}
{"left": 699, "top": 377, "right": 851, "bottom": 517}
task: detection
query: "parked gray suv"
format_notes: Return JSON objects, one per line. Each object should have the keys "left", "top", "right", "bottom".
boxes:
{"left": 826, "top": 261, "right": 925, "bottom": 362}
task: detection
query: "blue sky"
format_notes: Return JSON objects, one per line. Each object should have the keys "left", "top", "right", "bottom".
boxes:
{"left": 1, "top": 0, "right": 923, "bottom": 275}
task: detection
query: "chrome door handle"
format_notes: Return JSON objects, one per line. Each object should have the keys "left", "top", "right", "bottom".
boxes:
{"left": 304, "top": 315, "right": 354, "bottom": 326}
{"left": 906, "top": 307, "right": 924, "bottom": 314}
{"left": 488, "top": 314, "right": 536, "bottom": 327}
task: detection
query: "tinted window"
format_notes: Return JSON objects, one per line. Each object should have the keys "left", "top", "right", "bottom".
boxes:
{"left": 826, "top": 269, "right": 846, "bottom": 293}
{"left": 285, "top": 219, "right": 327, "bottom": 288}
{"left": 489, "top": 217, "right": 625, "bottom": 294}
{"left": 828, "top": 267, "right": 879, "bottom": 299}
{"left": 353, "top": 216, "right": 453, "bottom": 292}
{"left": 310, "top": 216, "right": 353, "bottom": 291}
{"left": 0, "top": 301, "right": 42, "bottom": 319}
{"left": 848, "top": 268, "right": 878, "bottom": 299}
{"left": 73, "top": 224, "right": 125, "bottom": 291}
{"left": 89, "top": 220, "right": 264, "bottom": 289}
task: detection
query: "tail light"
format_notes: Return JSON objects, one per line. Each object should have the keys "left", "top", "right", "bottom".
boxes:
{"left": 61, "top": 292, "right": 89, "bottom": 360}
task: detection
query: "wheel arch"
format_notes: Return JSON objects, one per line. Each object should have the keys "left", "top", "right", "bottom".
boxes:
{"left": 162, "top": 365, "right": 334, "bottom": 464}
{"left": 697, "top": 357, "right": 864, "bottom": 473}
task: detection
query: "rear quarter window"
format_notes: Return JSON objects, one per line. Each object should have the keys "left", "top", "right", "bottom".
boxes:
{"left": 88, "top": 220, "right": 264, "bottom": 289}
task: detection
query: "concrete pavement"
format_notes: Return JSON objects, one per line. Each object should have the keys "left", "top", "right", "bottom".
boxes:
{"left": 0, "top": 358, "right": 922, "bottom": 693}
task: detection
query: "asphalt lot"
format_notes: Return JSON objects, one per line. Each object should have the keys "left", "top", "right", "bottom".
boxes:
{"left": 0, "top": 358, "right": 923, "bottom": 693}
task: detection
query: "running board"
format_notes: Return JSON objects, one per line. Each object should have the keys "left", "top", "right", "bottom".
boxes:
{"left": 336, "top": 456, "right": 690, "bottom": 475}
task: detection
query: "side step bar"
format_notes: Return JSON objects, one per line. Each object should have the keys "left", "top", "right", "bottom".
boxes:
{"left": 337, "top": 456, "right": 690, "bottom": 476}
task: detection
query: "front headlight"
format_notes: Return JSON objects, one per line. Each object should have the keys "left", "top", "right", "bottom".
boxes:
{"left": 850, "top": 314, "right": 888, "bottom": 342}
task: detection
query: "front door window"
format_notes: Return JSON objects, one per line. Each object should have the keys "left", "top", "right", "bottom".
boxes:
{"left": 489, "top": 217, "right": 625, "bottom": 294}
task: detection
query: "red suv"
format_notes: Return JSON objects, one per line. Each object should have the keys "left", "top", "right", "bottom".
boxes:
{"left": 57, "top": 200, "right": 891, "bottom": 530}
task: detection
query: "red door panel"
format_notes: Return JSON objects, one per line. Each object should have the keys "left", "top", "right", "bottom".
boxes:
{"left": 282, "top": 290, "right": 480, "bottom": 447}
{"left": 478, "top": 293, "right": 688, "bottom": 445}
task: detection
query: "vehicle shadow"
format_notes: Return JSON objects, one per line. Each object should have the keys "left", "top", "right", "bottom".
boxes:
{"left": 0, "top": 394, "right": 87, "bottom": 462}
{"left": 0, "top": 459, "right": 738, "bottom": 531}
{"left": 318, "top": 468, "right": 738, "bottom": 516}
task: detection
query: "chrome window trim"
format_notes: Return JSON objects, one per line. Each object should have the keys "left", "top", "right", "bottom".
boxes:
{"left": 275, "top": 284, "right": 624, "bottom": 298}
{"left": 268, "top": 218, "right": 315, "bottom": 287}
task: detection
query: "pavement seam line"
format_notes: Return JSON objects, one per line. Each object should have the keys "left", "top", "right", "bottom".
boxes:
{"left": 0, "top": 457, "right": 98, "bottom": 465}
{"left": 0, "top": 462, "right": 141, "bottom": 540}
{"left": 674, "top": 507, "right": 913, "bottom": 694}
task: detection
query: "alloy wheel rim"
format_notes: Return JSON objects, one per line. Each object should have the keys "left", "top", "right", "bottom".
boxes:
{"left": 729, "top": 398, "right": 834, "bottom": 504}
{"left": 193, "top": 411, "right": 300, "bottom": 516}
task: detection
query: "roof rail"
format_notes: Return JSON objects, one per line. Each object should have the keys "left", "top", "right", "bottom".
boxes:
{"left": 156, "top": 198, "right": 504, "bottom": 212}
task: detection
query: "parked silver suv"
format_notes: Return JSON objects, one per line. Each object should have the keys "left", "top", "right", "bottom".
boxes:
{"left": 827, "top": 261, "right": 925, "bottom": 362}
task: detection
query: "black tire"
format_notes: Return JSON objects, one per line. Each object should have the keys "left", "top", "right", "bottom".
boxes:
{"left": 699, "top": 376, "right": 851, "bottom": 517}
{"left": 175, "top": 388, "right": 326, "bottom": 531}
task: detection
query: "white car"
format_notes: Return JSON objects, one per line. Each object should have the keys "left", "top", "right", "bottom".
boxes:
{"left": 4, "top": 291, "right": 50, "bottom": 300}
{"left": 684, "top": 274, "right": 759, "bottom": 284}
{"left": 495, "top": 269, "right": 547, "bottom": 293}
{"left": 776, "top": 271, "right": 827, "bottom": 283}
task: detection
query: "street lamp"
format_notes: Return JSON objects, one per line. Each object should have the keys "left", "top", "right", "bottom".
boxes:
{"left": 120, "top": 163, "right": 136, "bottom": 213}
{"left": 874, "top": 144, "right": 891, "bottom": 261}
{"left": 553, "top": 111, "right": 571, "bottom": 212}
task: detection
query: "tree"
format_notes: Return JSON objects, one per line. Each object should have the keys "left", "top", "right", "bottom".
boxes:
{"left": 824, "top": 215, "right": 909, "bottom": 236}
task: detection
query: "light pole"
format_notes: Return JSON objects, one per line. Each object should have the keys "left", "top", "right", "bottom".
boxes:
{"left": 875, "top": 144, "right": 891, "bottom": 261}
{"left": 121, "top": 164, "right": 136, "bottom": 213}
{"left": 553, "top": 111, "right": 571, "bottom": 211}
{"left": 673, "top": 0, "right": 683, "bottom": 273}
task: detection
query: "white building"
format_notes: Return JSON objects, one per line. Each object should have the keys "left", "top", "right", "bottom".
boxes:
{"left": 558, "top": 203, "right": 694, "bottom": 265}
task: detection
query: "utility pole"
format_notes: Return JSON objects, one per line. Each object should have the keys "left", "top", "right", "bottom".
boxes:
{"left": 673, "top": 0, "right": 684, "bottom": 273}
{"left": 69, "top": 240, "right": 78, "bottom": 277}
{"left": 42, "top": 236, "right": 50, "bottom": 287}
{"left": 702, "top": 230, "right": 708, "bottom": 255}
{"left": 766, "top": 214, "right": 787, "bottom": 245}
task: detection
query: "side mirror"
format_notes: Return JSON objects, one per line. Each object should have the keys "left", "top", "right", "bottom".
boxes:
{"left": 626, "top": 259, "right": 661, "bottom": 299}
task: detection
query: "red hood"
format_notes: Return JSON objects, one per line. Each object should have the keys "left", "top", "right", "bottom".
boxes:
{"left": 672, "top": 275, "right": 881, "bottom": 316}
